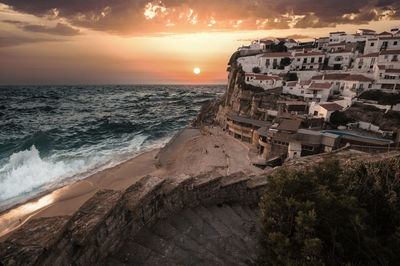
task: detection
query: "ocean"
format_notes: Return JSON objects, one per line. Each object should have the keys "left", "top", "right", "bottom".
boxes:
{"left": 0, "top": 85, "right": 225, "bottom": 211}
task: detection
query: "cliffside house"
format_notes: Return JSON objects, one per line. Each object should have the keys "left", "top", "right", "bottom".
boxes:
{"left": 245, "top": 73, "right": 283, "bottom": 90}
{"left": 309, "top": 102, "right": 344, "bottom": 121}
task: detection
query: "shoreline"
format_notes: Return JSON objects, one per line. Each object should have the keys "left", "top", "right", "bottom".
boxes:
{"left": 0, "top": 148, "right": 160, "bottom": 239}
{"left": 0, "top": 125, "right": 264, "bottom": 240}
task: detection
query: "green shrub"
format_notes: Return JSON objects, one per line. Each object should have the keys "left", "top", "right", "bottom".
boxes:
{"left": 258, "top": 158, "right": 400, "bottom": 265}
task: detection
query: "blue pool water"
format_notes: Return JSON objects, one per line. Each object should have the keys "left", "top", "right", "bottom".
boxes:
{"left": 321, "top": 130, "right": 391, "bottom": 144}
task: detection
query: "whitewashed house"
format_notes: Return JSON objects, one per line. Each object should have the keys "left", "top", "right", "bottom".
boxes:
{"left": 259, "top": 52, "right": 293, "bottom": 72}
{"left": 311, "top": 73, "right": 351, "bottom": 91}
{"left": 304, "top": 82, "right": 333, "bottom": 102}
{"left": 353, "top": 52, "right": 379, "bottom": 72}
{"left": 292, "top": 51, "right": 325, "bottom": 71}
{"left": 327, "top": 50, "right": 355, "bottom": 70}
{"left": 245, "top": 73, "right": 283, "bottom": 90}
{"left": 340, "top": 74, "right": 374, "bottom": 97}
{"left": 309, "top": 102, "right": 344, "bottom": 121}
{"left": 282, "top": 80, "right": 312, "bottom": 97}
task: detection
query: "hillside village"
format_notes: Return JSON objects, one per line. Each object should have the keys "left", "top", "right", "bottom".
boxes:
{"left": 207, "top": 26, "right": 400, "bottom": 167}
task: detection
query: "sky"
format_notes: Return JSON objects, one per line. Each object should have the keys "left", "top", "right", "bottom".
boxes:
{"left": 0, "top": 0, "right": 400, "bottom": 84}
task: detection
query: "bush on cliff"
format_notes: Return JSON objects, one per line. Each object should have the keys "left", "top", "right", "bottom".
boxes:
{"left": 258, "top": 157, "right": 400, "bottom": 265}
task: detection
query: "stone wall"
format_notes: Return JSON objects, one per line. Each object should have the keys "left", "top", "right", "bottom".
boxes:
{"left": 0, "top": 171, "right": 267, "bottom": 266}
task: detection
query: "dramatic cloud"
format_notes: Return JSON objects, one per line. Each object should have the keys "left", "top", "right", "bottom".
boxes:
{"left": 0, "top": 35, "right": 57, "bottom": 47}
{"left": 2, "top": 20, "right": 80, "bottom": 36}
{"left": 1, "top": 0, "right": 400, "bottom": 35}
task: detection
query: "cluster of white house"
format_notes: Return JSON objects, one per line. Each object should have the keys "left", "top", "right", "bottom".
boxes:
{"left": 236, "top": 26, "right": 400, "bottom": 121}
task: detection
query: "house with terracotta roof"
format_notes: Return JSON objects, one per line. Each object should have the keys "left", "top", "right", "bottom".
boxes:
{"left": 353, "top": 52, "right": 379, "bottom": 72}
{"left": 356, "top": 29, "right": 376, "bottom": 36}
{"left": 304, "top": 82, "right": 333, "bottom": 102}
{"left": 244, "top": 73, "right": 283, "bottom": 90}
{"left": 373, "top": 65, "right": 400, "bottom": 91}
{"left": 292, "top": 51, "right": 325, "bottom": 71}
{"left": 327, "top": 49, "right": 356, "bottom": 70}
{"left": 340, "top": 74, "right": 374, "bottom": 97}
{"left": 273, "top": 38, "right": 298, "bottom": 49}
{"left": 282, "top": 80, "right": 312, "bottom": 97}
{"left": 309, "top": 102, "right": 344, "bottom": 121}
{"left": 311, "top": 73, "right": 350, "bottom": 91}
{"left": 258, "top": 52, "right": 293, "bottom": 72}
{"left": 364, "top": 36, "right": 400, "bottom": 54}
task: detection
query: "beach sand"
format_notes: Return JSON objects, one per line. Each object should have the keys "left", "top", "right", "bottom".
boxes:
{"left": 0, "top": 126, "right": 263, "bottom": 239}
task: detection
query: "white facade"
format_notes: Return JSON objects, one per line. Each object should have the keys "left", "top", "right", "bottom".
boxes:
{"left": 309, "top": 102, "right": 343, "bottom": 121}
{"left": 292, "top": 52, "right": 325, "bottom": 71}
{"left": 353, "top": 53, "right": 378, "bottom": 72}
{"left": 245, "top": 73, "right": 283, "bottom": 90}
{"left": 259, "top": 52, "right": 293, "bottom": 72}
{"left": 327, "top": 51, "right": 355, "bottom": 70}
{"left": 364, "top": 37, "right": 400, "bottom": 54}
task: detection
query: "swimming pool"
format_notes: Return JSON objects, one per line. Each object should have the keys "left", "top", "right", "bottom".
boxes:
{"left": 321, "top": 130, "right": 392, "bottom": 144}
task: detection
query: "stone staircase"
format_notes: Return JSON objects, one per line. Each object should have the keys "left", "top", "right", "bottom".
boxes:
{"left": 107, "top": 204, "right": 260, "bottom": 266}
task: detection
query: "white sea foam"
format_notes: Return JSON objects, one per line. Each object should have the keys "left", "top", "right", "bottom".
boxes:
{"left": 0, "top": 133, "right": 171, "bottom": 210}
{"left": 0, "top": 146, "right": 87, "bottom": 203}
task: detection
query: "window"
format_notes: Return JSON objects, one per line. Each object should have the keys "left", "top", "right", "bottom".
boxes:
{"left": 352, "top": 83, "right": 356, "bottom": 89}
{"left": 310, "top": 66, "right": 314, "bottom": 69}
{"left": 311, "top": 57, "right": 315, "bottom": 63}
{"left": 370, "top": 42, "right": 375, "bottom": 47}
{"left": 301, "top": 90, "right": 304, "bottom": 94}
{"left": 371, "top": 58, "right": 375, "bottom": 64}
{"left": 297, "top": 58, "right": 300, "bottom": 62}
{"left": 394, "top": 41, "right": 398, "bottom": 46}
{"left": 313, "top": 111, "right": 318, "bottom": 116}
{"left": 384, "top": 55, "right": 388, "bottom": 59}
{"left": 318, "top": 57, "right": 323, "bottom": 63}
{"left": 368, "top": 84, "right": 372, "bottom": 88}
{"left": 393, "top": 55, "right": 398, "bottom": 62}
{"left": 303, "top": 58, "right": 307, "bottom": 63}
{"left": 360, "top": 83, "right": 364, "bottom": 89}
{"left": 266, "top": 59, "right": 270, "bottom": 65}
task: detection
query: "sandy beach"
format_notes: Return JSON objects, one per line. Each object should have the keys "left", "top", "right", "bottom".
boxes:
{"left": 0, "top": 126, "right": 263, "bottom": 240}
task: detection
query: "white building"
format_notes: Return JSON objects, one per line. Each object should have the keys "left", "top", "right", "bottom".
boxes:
{"left": 327, "top": 50, "right": 355, "bottom": 70}
{"left": 259, "top": 52, "right": 293, "bottom": 72}
{"left": 245, "top": 73, "right": 283, "bottom": 90}
{"left": 311, "top": 73, "right": 351, "bottom": 91}
{"left": 364, "top": 36, "right": 400, "bottom": 54}
{"left": 304, "top": 82, "right": 333, "bottom": 102}
{"left": 309, "top": 102, "right": 344, "bottom": 121}
{"left": 353, "top": 52, "right": 379, "bottom": 72}
{"left": 282, "top": 80, "right": 312, "bottom": 97}
{"left": 292, "top": 51, "right": 325, "bottom": 71}
{"left": 340, "top": 74, "right": 374, "bottom": 97}
{"left": 374, "top": 65, "right": 400, "bottom": 91}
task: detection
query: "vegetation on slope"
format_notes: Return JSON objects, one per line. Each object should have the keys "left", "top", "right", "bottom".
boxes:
{"left": 258, "top": 157, "right": 400, "bottom": 265}
{"left": 359, "top": 90, "right": 400, "bottom": 106}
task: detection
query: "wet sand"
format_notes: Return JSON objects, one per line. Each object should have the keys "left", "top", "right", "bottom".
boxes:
{"left": 0, "top": 126, "right": 262, "bottom": 239}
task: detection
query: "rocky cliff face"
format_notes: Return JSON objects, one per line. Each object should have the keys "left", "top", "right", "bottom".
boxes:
{"left": 192, "top": 62, "right": 284, "bottom": 128}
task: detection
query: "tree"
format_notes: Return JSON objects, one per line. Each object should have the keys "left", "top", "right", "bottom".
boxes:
{"left": 252, "top": 66, "right": 261, "bottom": 73}
{"left": 258, "top": 158, "right": 400, "bottom": 265}
{"left": 271, "top": 41, "right": 288, "bottom": 52}
{"left": 280, "top": 57, "right": 292, "bottom": 67}
{"left": 329, "top": 110, "right": 349, "bottom": 126}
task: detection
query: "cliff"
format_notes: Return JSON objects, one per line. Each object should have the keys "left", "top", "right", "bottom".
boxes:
{"left": 192, "top": 60, "right": 285, "bottom": 128}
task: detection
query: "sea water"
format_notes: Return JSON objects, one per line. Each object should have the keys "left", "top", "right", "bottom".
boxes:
{"left": 0, "top": 85, "right": 224, "bottom": 211}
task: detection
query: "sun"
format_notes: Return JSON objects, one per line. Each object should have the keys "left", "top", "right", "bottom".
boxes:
{"left": 193, "top": 67, "right": 201, "bottom": 75}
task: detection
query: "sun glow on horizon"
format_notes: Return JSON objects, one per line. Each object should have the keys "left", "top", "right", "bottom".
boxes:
{"left": 193, "top": 67, "right": 201, "bottom": 75}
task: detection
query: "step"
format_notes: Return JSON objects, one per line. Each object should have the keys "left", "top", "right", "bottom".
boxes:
{"left": 133, "top": 227, "right": 201, "bottom": 265}
{"left": 166, "top": 211, "right": 243, "bottom": 265}
{"left": 151, "top": 219, "right": 225, "bottom": 265}
{"left": 208, "top": 205, "right": 257, "bottom": 249}
{"left": 192, "top": 206, "right": 249, "bottom": 251}
{"left": 112, "top": 239, "right": 172, "bottom": 265}
{"left": 183, "top": 207, "right": 249, "bottom": 261}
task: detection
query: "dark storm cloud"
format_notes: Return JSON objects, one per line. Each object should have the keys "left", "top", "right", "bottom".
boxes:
{"left": 2, "top": 20, "right": 80, "bottom": 36}
{"left": 1, "top": 0, "right": 399, "bottom": 35}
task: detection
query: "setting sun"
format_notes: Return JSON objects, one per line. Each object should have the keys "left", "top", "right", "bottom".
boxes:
{"left": 193, "top": 67, "right": 201, "bottom": 75}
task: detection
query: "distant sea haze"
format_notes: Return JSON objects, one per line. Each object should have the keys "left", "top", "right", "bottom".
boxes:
{"left": 0, "top": 85, "right": 225, "bottom": 211}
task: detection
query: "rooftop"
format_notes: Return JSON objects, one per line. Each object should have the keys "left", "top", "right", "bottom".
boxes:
{"left": 343, "top": 74, "right": 373, "bottom": 82}
{"left": 227, "top": 115, "right": 270, "bottom": 128}
{"left": 312, "top": 73, "right": 350, "bottom": 80}
{"left": 277, "top": 119, "right": 301, "bottom": 132}
{"left": 261, "top": 52, "right": 292, "bottom": 57}
{"left": 309, "top": 82, "right": 332, "bottom": 89}
{"left": 360, "top": 52, "right": 379, "bottom": 58}
{"left": 319, "top": 103, "right": 344, "bottom": 111}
